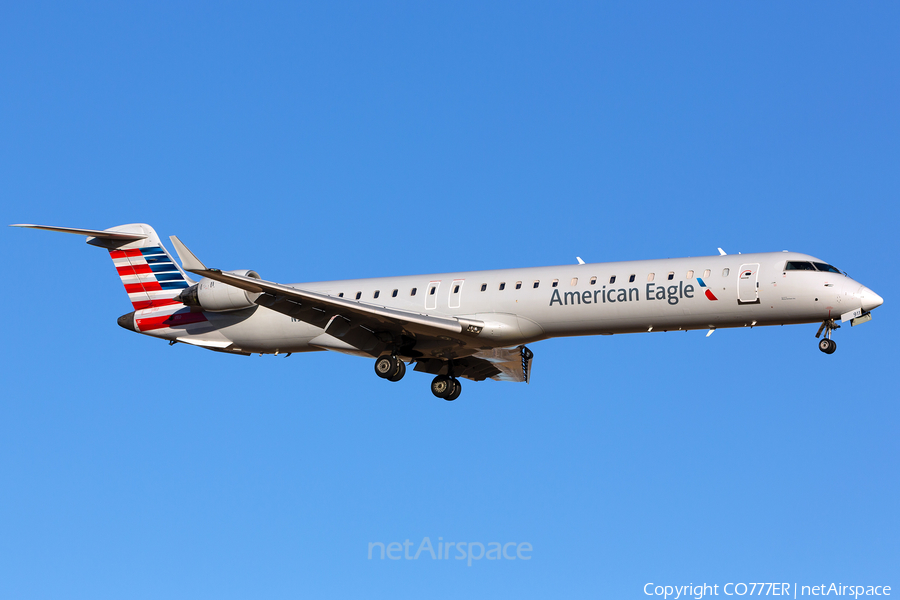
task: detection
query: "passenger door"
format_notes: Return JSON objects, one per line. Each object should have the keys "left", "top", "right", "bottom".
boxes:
{"left": 448, "top": 279, "right": 464, "bottom": 309}
{"left": 425, "top": 281, "right": 440, "bottom": 310}
{"left": 738, "top": 263, "right": 760, "bottom": 304}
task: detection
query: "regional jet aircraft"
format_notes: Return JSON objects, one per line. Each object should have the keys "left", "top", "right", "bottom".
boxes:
{"left": 12, "top": 223, "right": 883, "bottom": 400}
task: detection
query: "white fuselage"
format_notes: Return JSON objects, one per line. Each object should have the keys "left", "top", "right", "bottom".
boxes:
{"left": 137, "top": 251, "right": 882, "bottom": 359}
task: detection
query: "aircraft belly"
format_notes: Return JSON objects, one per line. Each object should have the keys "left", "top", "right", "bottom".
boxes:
{"left": 198, "top": 307, "right": 324, "bottom": 353}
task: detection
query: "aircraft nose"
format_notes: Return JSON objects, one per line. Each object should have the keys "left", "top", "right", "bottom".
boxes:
{"left": 857, "top": 286, "right": 883, "bottom": 312}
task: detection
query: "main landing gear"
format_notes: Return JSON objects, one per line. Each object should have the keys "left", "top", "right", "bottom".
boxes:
{"left": 374, "top": 355, "right": 462, "bottom": 400}
{"left": 815, "top": 319, "right": 839, "bottom": 354}
{"left": 374, "top": 355, "right": 406, "bottom": 382}
{"left": 431, "top": 374, "right": 462, "bottom": 401}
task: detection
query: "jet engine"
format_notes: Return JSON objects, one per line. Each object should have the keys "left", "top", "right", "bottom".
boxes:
{"left": 177, "top": 270, "right": 262, "bottom": 312}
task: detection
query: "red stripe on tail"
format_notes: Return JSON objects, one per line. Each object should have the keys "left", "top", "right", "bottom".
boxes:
{"left": 109, "top": 249, "right": 144, "bottom": 259}
{"left": 125, "top": 281, "right": 163, "bottom": 294}
{"left": 132, "top": 298, "right": 183, "bottom": 310}
{"left": 136, "top": 311, "right": 207, "bottom": 332}
{"left": 117, "top": 264, "right": 153, "bottom": 276}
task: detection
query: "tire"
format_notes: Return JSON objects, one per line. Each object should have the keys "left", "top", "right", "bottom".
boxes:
{"left": 826, "top": 339, "right": 837, "bottom": 354}
{"left": 445, "top": 378, "right": 462, "bottom": 401}
{"left": 374, "top": 355, "right": 399, "bottom": 379}
{"left": 387, "top": 360, "right": 406, "bottom": 382}
{"left": 818, "top": 339, "right": 832, "bottom": 353}
{"left": 431, "top": 375, "right": 452, "bottom": 398}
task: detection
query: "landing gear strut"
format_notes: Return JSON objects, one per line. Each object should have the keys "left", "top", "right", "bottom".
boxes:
{"left": 374, "top": 355, "right": 406, "bottom": 381}
{"left": 431, "top": 374, "right": 462, "bottom": 401}
{"left": 815, "top": 319, "right": 839, "bottom": 354}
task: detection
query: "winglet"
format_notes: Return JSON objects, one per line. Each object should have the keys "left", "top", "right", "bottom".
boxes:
{"left": 169, "top": 236, "right": 208, "bottom": 272}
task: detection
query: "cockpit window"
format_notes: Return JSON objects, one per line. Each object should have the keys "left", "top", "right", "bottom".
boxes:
{"left": 813, "top": 262, "right": 842, "bottom": 274}
{"left": 784, "top": 261, "right": 816, "bottom": 271}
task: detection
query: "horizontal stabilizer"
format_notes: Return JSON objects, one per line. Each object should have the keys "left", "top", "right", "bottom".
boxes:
{"left": 14, "top": 222, "right": 194, "bottom": 309}
{"left": 10, "top": 224, "right": 148, "bottom": 241}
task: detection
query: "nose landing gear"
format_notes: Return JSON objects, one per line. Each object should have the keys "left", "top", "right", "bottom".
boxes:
{"left": 815, "top": 319, "right": 839, "bottom": 354}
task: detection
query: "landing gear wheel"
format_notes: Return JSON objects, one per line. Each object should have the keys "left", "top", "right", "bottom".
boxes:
{"left": 445, "top": 378, "right": 462, "bottom": 401}
{"left": 815, "top": 319, "right": 840, "bottom": 355}
{"left": 374, "top": 355, "right": 402, "bottom": 379}
{"left": 431, "top": 375, "right": 453, "bottom": 399}
{"left": 387, "top": 360, "right": 406, "bottom": 382}
{"left": 818, "top": 338, "right": 837, "bottom": 354}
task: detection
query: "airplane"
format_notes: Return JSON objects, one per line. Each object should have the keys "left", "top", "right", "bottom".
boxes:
{"left": 12, "top": 223, "right": 884, "bottom": 400}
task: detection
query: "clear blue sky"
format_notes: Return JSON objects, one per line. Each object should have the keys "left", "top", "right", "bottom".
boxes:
{"left": 2, "top": 3, "right": 898, "bottom": 598}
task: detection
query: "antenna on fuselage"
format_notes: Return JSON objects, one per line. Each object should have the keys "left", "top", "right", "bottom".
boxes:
{"left": 576, "top": 257, "right": 585, "bottom": 265}
{"left": 717, "top": 248, "right": 727, "bottom": 256}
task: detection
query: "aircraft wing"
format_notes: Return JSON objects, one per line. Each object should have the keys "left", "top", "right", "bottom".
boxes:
{"left": 169, "top": 236, "right": 485, "bottom": 357}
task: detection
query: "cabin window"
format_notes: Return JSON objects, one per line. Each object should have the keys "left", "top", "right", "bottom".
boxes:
{"left": 410, "top": 287, "right": 417, "bottom": 296}
{"left": 629, "top": 274, "right": 636, "bottom": 283}
{"left": 703, "top": 269, "right": 710, "bottom": 278}
{"left": 338, "top": 292, "right": 344, "bottom": 298}
{"left": 722, "top": 268, "right": 730, "bottom": 277}
{"left": 814, "top": 263, "right": 840, "bottom": 273}
{"left": 609, "top": 275, "right": 616, "bottom": 284}
{"left": 533, "top": 281, "right": 539, "bottom": 289}
{"left": 355, "top": 291, "right": 362, "bottom": 300}
{"left": 686, "top": 270, "right": 694, "bottom": 279}
{"left": 813, "top": 262, "right": 842, "bottom": 273}
{"left": 589, "top": 277, "right": 596, "bottom": 285}
{"left": 392, "top": 289, "right": 398, "bottom": 297}
{"left": 571, "top": 277, "right": 578, "bottom": 286}
{"left": 430, "top": 287, "right": 436, "bottom": 295}
{"left": 647, "top": 273, "right": 655, "bottom": 282}
{"left": 480, "top": 283, "right": 487, "bottom": 292}
{"left": 515, "top": 281, "right": 522, "bottom": 290}
{"left": 784, "top": 261, "right": 816, "bottom": 271}
{"left": 453, "top": 285, "right": 460, "bottom": 293}
{"left": 552, "top": 279, "right": 559, "bottom": 287}
{"left": 499, "top": 282, "right": 506, "bottom": 291}
{"left": 373, "top": 290, "right": 380, "bottom": 299}
{"left": 667, "top": 272, "right": 675, "bottom": 280}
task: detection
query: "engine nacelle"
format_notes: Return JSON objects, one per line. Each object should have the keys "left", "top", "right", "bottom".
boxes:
{"left": 177, "top": 270, "right": 262, "bottom": 312}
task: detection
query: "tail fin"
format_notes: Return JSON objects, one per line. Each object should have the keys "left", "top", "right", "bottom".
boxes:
{"left": 12, "top": 223, "right": 194, "bottom": 310}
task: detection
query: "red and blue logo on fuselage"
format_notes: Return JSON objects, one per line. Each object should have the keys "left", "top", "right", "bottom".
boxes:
{"left": 696, "top": 278, "right": 718, "bottom": 301}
